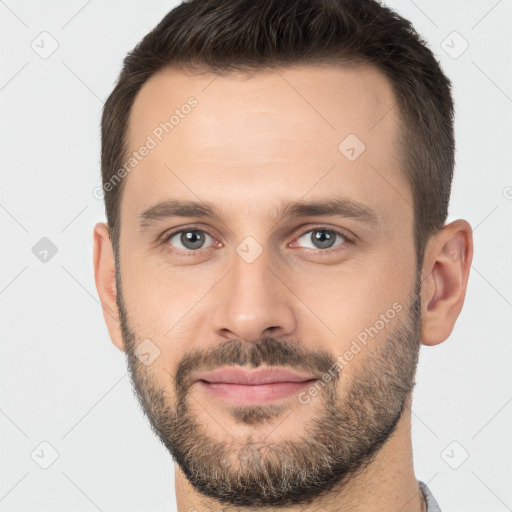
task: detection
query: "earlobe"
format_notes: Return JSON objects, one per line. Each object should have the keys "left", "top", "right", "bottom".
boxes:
{"left": 420, "top": 220, "right": 473, "bottom": 346}
{"left": 93, "top": 222, "right": 125, "bottom": 352}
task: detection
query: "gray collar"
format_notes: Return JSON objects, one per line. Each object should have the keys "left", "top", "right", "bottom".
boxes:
{"left": 418, "top": 481, "right": 442, "bottom": 512}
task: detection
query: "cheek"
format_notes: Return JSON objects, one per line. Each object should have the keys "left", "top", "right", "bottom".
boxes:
{"left": 298, "top": 253, "right": 414, "bottom": 349}
{"left": 120, "top": 252, "right": 217, "bottom": 345}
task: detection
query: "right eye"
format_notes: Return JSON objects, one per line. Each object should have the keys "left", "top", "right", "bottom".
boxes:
{"left": 164, "top": 228, "right": 216, "bottom": 255}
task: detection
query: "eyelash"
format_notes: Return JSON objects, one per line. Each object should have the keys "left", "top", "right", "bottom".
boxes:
{"left": 160, "top": 225, "right": 354, "bottom": 257}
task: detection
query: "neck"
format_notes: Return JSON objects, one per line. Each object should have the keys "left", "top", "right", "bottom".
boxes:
{"left": 174, "top": 400, "right": 424, "bottom": 512}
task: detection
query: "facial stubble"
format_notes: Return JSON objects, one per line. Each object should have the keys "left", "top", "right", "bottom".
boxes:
{"left": 115, "top": 265, "right": 422, "bottom": 508}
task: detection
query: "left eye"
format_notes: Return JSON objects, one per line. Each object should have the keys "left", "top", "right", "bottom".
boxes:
{"left": 295, "top": 228, "right": 348, "bottom": 250}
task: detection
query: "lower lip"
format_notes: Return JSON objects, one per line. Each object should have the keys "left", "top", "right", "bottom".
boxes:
{"left": 197, "top": 380, "right": 317, "bottom": 404}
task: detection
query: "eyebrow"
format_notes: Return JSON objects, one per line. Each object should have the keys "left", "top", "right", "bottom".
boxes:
{"left": 138, "top": 197, "right": 379, "bottom": 228}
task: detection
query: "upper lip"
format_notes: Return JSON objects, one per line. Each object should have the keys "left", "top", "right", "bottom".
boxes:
{"left": 194, "top": 367, "right": 319, "bottom": 385}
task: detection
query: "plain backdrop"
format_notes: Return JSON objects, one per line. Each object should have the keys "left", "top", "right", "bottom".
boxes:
{"left": 1, "top": 1, "right": 511, "bottom": 510}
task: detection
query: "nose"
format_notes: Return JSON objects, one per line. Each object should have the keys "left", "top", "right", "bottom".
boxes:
{"left": 211, "top": 245, "right": 297, "bottom": 343}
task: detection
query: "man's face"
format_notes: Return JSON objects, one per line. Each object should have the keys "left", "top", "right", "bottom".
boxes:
{"left": 116, "top": 64, "right": 421, "bottom": 507}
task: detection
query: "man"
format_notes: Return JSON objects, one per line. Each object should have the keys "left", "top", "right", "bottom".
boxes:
{"left": 93, "top": 0, "right": 473, "bottom": 510}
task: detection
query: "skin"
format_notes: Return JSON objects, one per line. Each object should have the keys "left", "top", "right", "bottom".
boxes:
{"left": 93, "top": 64, "right": 473, "bottom": 511}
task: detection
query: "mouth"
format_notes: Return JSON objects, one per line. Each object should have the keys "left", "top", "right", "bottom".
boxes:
{"left": 193, "top": 367, "right": 319, "bottom": 404}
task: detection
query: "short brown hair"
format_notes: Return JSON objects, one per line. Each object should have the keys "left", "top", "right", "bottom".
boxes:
{"left": 101, "top": 0, "right": 454, "bottom": 269}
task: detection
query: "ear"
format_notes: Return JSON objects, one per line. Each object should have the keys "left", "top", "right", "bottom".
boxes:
{"left": 93, "top": 222, "right": 125, "bottom": 352}
{"left": 419, "top": 219, "right": 473, "bottom": 346}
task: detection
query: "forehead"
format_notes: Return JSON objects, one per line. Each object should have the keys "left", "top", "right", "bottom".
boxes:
{"left": 122, "top": 63, "right": 410, "bottom": 227}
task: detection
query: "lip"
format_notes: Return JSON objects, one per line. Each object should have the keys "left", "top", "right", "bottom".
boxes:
{"left": 194, "top": 367, "right": 318, "bottom": 385}
{"left": 193, "top": 367, "right": 319, "bottom": 405}
{"left": 198, "top": 380, "right": 316, "bottom": 404}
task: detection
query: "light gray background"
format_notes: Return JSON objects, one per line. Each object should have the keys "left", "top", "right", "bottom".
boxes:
{"left": 1, "top": 1, "right": 511, "bottom": 510}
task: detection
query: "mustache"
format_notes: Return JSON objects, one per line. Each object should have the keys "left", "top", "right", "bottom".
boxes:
{"left": 174, "top": 337, "right": 338, "bottom": 392}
